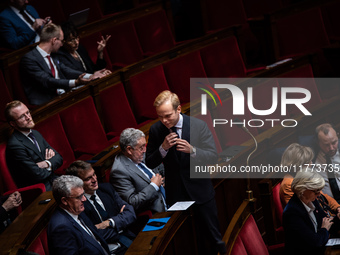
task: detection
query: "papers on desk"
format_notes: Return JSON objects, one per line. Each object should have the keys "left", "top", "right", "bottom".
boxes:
{"left": 142, "top": 217, "right": 171, "bottom": 232}
{"left": 167, "top": 201, "right": 195, "bottom": 211}
{"left": 326, "top": 238, "right": 340, "bottom": 246}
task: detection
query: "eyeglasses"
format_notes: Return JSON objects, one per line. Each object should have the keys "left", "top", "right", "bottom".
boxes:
{"left": 313, "top": 190, "right": 321, "bottom": 195}
{"left": 67, "top": 192, "right": 85, "bottom": 201}
{"left": 65, "top": 36, "right": 79, "bottom": 43}
{"left": 13, "top": 110, "right": 31, "bottom": 121}
{"left": 132, "top": 144, "right": 146, "bottom": 152}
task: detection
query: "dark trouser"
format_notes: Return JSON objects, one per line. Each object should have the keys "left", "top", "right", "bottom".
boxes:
{"left": 193, "top": 198, "right": 226, "bottom": 255}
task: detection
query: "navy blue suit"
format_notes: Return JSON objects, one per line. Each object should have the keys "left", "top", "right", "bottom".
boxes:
{"left": 146, "top": 114, "right": 225, "bottom": 254}
{"left": 83, "top": 183, "right": 136, "bottom": 241}
{"left": 283, "top": 194, "right": 330, "bottom": 255}
{"left": 146, "top": 114, "right": 216, "bottom": 206}
{"left": 48, "top": 208, "right": 112, "bottom": 255}
{"left": 0, "top": 5, "right": 39, "bottom": 50}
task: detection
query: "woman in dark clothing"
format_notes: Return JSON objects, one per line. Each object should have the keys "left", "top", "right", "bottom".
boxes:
{"left": 54, "top": 21, "right": 111, "bottom": 74}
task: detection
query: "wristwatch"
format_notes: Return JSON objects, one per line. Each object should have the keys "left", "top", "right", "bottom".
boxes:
{"left": 191, "top": 146, "right": 196, "bottom": 155}
{"left": 109, "top": 220, "right": 114, "bottom": 228}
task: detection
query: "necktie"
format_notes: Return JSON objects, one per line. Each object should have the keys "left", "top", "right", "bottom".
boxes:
{"left": 46, "top": 55, "right": 56, "bottom": 77}
{"left": 326, "top": 156, "right": 340, "bottom": 203}
{"left": 170, "top": 126, "right": 181, "bottom": 159}
{"left": 28, "top": 132, "right": 40, "bottom": 151}
{"left": 170, "top": 126, "right": 179, "bottom": 138}
{"left": 138, "top": 163, "right": 166, "bottom": 199}
{"left": 79, "top": 217, "right": 109, "bottom": 255}
{"left": 19, "top": 9, "right": 34, "bottom": 26}
{"left": 90, "top": 195, "right": 109, "bottom": 221}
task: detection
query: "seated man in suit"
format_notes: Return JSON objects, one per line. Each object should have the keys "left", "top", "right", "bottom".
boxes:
{"left": 110, "top": 128, "right": 166, "bottom": 214}
{"left": 66, "top": 160, "right": 136, "bottom": 253}
{"left": 308, "top": 123, "right": 340, "bottom": 203}
{"left": 48, "top": 175, "right": 115, "bottom": 255}
{"left": 0, "top": 0, "right": 51, "bottom": 50}
{"left": 5, "top": 100, "right": 63, "bottom": 190}
{"left": 0, "top": 191, "right": 22, "bottom": 234}
{"left": 20, "top": 23, "right": 111, "bottom": 105}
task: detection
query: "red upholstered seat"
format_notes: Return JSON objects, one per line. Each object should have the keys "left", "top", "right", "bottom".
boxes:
{"left": 102, "top": 22, "right": 144, "bottom": 69}
{"left": 242, "top": 0, "right": 283, "bottom": 18}
{"left": 231, "top": 236, "right": 248, "bottom": 255}
{"left": 225, "top": 200, "right": 284, "bottom": 255}
{"left": 11, "top": 62, "right": 32, "bottom": 107}
{"left": 249, "top": 79, "right": 285, "bottom": 132}
{"left": 35, "top": 114, "right": 75, "bottom": 175}
{"left": 278, "top": 65, "right": 322, "bottom": 116}
{"left": 201, "top": 0, "right": 248, "bottom": 31}
{"left": 3, "top": 183, "right": 46, "bottom": 215}
{"left": 163, "top": 51, "right": 207, "bottom": 104}
{"left": 200, "top": 37, "right": 247, "bottom": 78}
{"left": 213, "top": 97, "right": 258, "bottom": 148}
{"left": 126, "top": 65, "right": 170, "bottom": 123}
{"left": 194, "top": 110, "right": 222, "bottom": 154}
{"left": 28, "top": 228, "right": 49, "bottom": 255}
{"left": 134, "top": 10, "right": 176, "bottom": 56}
{"left": 99, "top": 83, "right": 150, "bottom": 139}
{"left": 80, "top": 32, "right": 112, "bottom": 71}
{"left": 0, "top": 70, "right": 12, "bottom": 124}
{"left": 238, "top": 215, "right": 270, "bottom": 255}
{"left": 273, "top": 182, "right": 283, "bottom": 227}
{"left": 0, "top": 143, "right": 17, "bottom": 192}
{"left": 321, "top": 1, "right": 340, "bottom": 41}
{"left": 274, "top": 7, "right": 330, "bottom": 59}
{"left": 59, "top": 97, "right": 113, "bottom": 158}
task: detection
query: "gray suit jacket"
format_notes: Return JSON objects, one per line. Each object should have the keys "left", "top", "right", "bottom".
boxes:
{"left": 20, "top": 47, "right": 84, "bottom": 105}
{"left": 110, "top": 154, "right": 165, "bottom": 214}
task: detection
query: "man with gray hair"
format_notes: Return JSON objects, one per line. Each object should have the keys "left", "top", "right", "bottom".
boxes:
{"left": 110, "top": 128, "right": 166, "bottom": 214}
{"left": 20, "top": 22, "right": 110, "bottom": 105}
{"left": 48, "top": 175, "right": 115, "bottom": 255}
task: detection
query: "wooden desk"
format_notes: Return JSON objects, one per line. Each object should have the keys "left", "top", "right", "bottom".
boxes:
{"left": 126, "top": 210, "right": 198, "bottom": 255}
{"left": 0, "top": 191, "right": 56, "bottom": 255}
{"left": 326, "top": 246, "right": 340, "bottom": 255}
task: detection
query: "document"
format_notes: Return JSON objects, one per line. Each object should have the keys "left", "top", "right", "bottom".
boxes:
{"left": 167, "top": 201, "right": 195, "bottom": 211}
{"left": 326, "top": 238, "right": 340, "bottom": 246}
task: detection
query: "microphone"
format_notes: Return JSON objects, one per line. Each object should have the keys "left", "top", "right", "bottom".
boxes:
{"left": 234, "top": 118, "right": 257, "bottom": 201}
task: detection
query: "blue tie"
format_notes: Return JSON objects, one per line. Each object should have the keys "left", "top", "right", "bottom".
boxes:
{"left": 138, "top": 163, "right": 166, "bottom": 199}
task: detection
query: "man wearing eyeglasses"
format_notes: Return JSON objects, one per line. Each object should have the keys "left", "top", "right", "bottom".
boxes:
{"left": 110, "top": 128, "right": 166, "bottom": 214}
{"left": 20, "top": 22, "right": 111, "bottom": 105}
{"left": 49, "top": 175, "right": 115, "bottom": 255}
{"left": 5, "top": 100, "right": 63, "bottom": 191}
{"left": 66, "top": 160, "right": 136, "bottom": 254}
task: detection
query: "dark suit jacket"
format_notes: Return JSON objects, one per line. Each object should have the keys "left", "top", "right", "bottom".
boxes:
{"left": 83, "top": 183, "right": 136, "bottom": 235}
{"left": 20, "top": 47, "right": 84, "bottom": 105}
{"left": 0, "top": 5, "right": 39, "bottom": 49}
{"left": 283, "top": 193, "right": 330, "bottom": 255}
{"left": 110, "top": 154, "right": 165, "bottom": 214}
{"left": 6, "top": 129, "right": 63, "bottom": 190}
{"left": 0, "top": 195, "right": 13, "bottom": 234}
{"left": 48, "top": 207, "right": 111, "bottom": 255}
{"left": 53, "top": 44, "right": 106, "bottom": 74}
{"left": 145, "top": 114, "right": 217, "bottom": 206}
